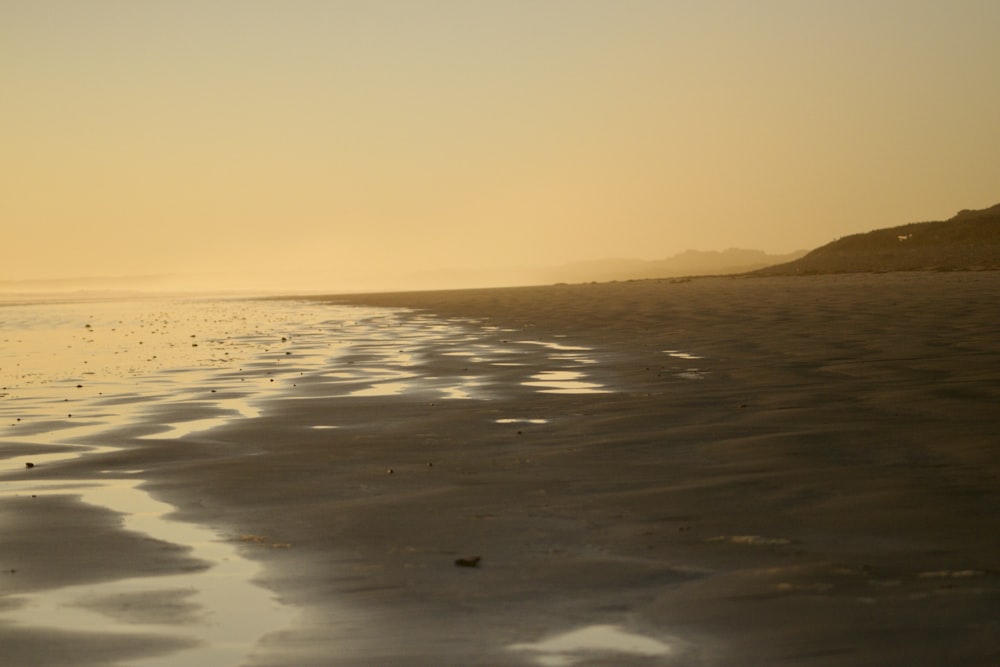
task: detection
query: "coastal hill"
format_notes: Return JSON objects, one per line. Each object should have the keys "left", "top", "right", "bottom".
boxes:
{"left": 753, "top": 203, "right": 1000, "bottom": 276}
{"left": 532, "top": 248, "right": 807, "bottom": 284}
{"left": 381, "top": 248, "right": 808, "bottom": 289}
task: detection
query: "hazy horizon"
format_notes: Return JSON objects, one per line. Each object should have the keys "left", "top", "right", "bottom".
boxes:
{"left": 3, "top": 1, "right": 999, "bottom": 292}
{"left": 0, "top": 246, "right": 810, "bottom": 296}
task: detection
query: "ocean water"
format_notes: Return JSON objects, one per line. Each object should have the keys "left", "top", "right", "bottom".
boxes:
{"left": 0, "top": 296, "right": 360, "bottom": 666}
{"left": 0, "top": 294, "right": 614, "bottom": 666}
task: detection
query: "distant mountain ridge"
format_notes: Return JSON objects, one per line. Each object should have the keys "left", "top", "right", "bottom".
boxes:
{"left": 537, "top": 248, "right": 808, "bottom": 283}
{"left": 754, "top": 203, "right": 1000, "bottom": 276}
{"left": 403, "top": 248, "right": 808, "bottom": 288}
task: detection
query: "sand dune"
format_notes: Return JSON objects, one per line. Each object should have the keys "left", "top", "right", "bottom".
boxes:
{"left": 755, "top": 203, "right": 1000, "bottom": 275}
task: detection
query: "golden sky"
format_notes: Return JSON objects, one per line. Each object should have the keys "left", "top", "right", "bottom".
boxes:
{"left": 3, "top": 1, "right": 999, "bottom": 290}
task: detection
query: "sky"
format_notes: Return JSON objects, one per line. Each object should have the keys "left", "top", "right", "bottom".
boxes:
{"left": 3, "top": 0, "right": 999, "bottom": 291}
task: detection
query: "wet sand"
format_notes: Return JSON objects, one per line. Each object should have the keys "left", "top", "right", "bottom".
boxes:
{"left": 4, "top": 271, "right": 1000, "bottom": 665}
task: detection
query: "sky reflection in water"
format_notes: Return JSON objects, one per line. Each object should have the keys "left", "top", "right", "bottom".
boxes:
{"left": 0, "top": 296, "right": 629, "bottom": 664}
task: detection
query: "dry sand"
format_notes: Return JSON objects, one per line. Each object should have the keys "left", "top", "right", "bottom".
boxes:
{"left": 3, "top": 271, "right": 1000, "bottom": 665}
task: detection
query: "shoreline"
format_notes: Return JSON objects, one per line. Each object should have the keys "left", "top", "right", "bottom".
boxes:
{"left": 173, "top": 271, "right": 1000, "bottom": 665}
{"left": 3, "top": 271, "right": 1000, "bottom": 665}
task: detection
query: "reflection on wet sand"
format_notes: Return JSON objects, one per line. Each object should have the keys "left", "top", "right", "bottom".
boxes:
{"left": 1, "top": 298, "right": 340, "bottom": 665}
{"left": 523, "top": 369, "right": 609, "bottom": 394}
{"left": 0, "top": 476, "right": 294, "bottom": 667}
{"left": 1, "top": 296, "right": 624, "bottom": 664}
{"left": 509, "top": 623, "right": 674, "bottom": 666}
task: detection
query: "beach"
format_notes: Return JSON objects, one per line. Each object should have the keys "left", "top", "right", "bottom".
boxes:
{"left": 2, "top": 271, "right": 999, "bottom": 665}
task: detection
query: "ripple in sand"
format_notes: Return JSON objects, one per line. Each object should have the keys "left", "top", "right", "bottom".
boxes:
{"left": 518, "top": 341, "right": 593, "bottom": 352}
{"left": 509, "top": 624, "right": 673, "bottom": 666}
{"left": 496, "top": 418, "right": 549, "bottom": 424}
{"left": 348, "top": 381, "right": 411, "bottom": 397}
{"left": 523, "top": 370, "right": 609, "bottom": 394}
{"left": 664, "top": 349, "right": 702, "bottom": 360}
{"left": 707, "top": 535, "right": 792, "bottom": 546}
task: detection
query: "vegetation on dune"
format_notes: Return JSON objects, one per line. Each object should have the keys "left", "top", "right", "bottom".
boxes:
{"left": 753, "top": 203, "right": 1000, "bottom": 275}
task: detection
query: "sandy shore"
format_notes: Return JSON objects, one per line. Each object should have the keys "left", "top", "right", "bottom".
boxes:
{"left": 4, "top": 271, "right": 1000, "bottom": 665}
